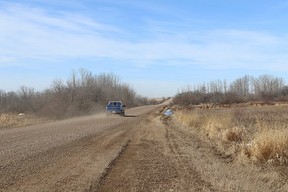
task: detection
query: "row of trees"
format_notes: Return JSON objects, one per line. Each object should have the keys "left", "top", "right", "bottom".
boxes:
{"left": 174, "top": 75, "right": 288, "bottom": 105}
{"left": 0, "top": 69, "right": 146, "bottom": 119}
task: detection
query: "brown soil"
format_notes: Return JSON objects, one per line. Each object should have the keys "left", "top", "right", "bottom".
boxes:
{"left": 95, "top": 110, "right": 288, "bottom": 192}
{"left": 1, "top": 104, "right": 287, "bottom": 192}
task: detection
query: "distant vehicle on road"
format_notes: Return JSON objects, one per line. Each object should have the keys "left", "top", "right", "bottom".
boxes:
{"left": 106, "top": 101, "right": 126, "bottom": 116}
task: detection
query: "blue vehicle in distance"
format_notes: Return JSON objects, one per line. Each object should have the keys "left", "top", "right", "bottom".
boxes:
{"left": 106, "top": 101, "right": 126, "bottom": 116}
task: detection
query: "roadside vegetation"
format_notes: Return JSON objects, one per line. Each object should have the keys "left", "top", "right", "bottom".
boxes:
{"left": 173, "top": 74, "right": 288, "bottom": 165}
{"left": 173, "top": 74, "right": 288, "bottom": 105}
{"left": 0, "top": 113, "right": 49, "bottom": 129}
{"left": 174, "top": 106, "right": 288, "bottom": 165}
{"left": 0, "top": 68, "right": 149, "bottom": 125}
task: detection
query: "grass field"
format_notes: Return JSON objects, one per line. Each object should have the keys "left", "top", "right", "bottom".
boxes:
{"left": 174, "top": 105, "right": 288, "bottom": 165}
{"left": 0, "top": 113, "right": 49, "bottom": 129}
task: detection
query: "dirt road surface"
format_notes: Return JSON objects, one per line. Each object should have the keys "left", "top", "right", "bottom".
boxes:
{"left": 1, "top": 104, "right": 287, "bottom": 191}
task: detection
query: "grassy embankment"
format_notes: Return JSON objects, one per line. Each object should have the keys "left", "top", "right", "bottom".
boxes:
{"left": 174, "top": 105, "right": 288, "bottom": 165}
{"left": 0, "top": 113, "right": 48, "bottom": 129}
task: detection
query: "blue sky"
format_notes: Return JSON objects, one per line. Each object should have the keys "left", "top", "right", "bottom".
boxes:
{"left": 1, "top": 0, "right": 288, "bottom": 97}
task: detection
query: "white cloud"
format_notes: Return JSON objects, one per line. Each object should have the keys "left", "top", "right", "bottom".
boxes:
{"left": 1, "top": 2, "right": 288, "bottom": 72}
{"left": 0, "top": 3, "right": 121, "bottom": 58}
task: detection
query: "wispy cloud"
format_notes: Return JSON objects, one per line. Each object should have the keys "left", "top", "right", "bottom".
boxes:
{"left": 191, "top": 29, "right": 288, "bottom": 69}
{"left": 1, "top": 2, "right": 288, "bottom": 72}
{"left": 0, "top": 3, "right": 122, "bottom": 59}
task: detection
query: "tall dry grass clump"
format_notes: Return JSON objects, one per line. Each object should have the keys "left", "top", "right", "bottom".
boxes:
{"left": 248, "top": 130, "right": 288, "bottom": 164}
{"left": 174, "top": 105, "right": 288, "bottom": 165}
{"left": 175, "top": 108, "right": 204, "bottom": 129}
{"left": 174, "top": 108, "right": 237, "bottom": 140}
{"left": 0, "top": 113, "right": 48, "bottom": 129}
{"left": 222, "top": 126, "right": 244, "bottom": 143}
{"left": 0, "top": 113, "right": 18, "bottom": 128}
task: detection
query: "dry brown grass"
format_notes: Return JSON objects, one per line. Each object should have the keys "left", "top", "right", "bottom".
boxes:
{"left": 0, "top": 113, "right": 49, "bottom": 129}
{"left": 222, "top": 126, "right": 244, "bottom": 143}
{"left": 249, "top": 130, "right": 288, "bottom": 164}
{"left": 174, "top": 105, "right": 288, "bottom": 165}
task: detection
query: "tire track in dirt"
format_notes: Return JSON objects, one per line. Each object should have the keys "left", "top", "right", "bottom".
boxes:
{"left": 164, "top": 122, "right": 218, "bottom": 191}
{"left": 89, "top": 139, "right": 131, "bottom": 191}
{"left": 95, "top": 111, "right": 219, "bottom": 192}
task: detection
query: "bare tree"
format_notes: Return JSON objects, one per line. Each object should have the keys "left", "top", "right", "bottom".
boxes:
{"left": 174, "top": 74, "right": 287, "bottom": 106}
{"left": 17, "top": 86, "right": 35, "bottom": 112}
{"left": 252, "top": 75, "right": 284, "bottom": 99}
{"left": 230, "top": 75, "right": 252, "bottom": 99}
{"left": 66, "top": 70, "right": 80, "bottom": 104}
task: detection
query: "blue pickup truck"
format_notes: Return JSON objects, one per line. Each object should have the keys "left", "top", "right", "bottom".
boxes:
{"left": 106, "top": 101, "right": 126, "bottom": 116}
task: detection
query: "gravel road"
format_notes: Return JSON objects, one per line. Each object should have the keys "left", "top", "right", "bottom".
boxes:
{"left": 0, "top": 105, "right": 157, "bottom": 191}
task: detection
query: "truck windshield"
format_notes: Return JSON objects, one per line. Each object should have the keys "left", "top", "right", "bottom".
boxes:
{"left": 108, "top": 102, "right": 121, "bottom": 106}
